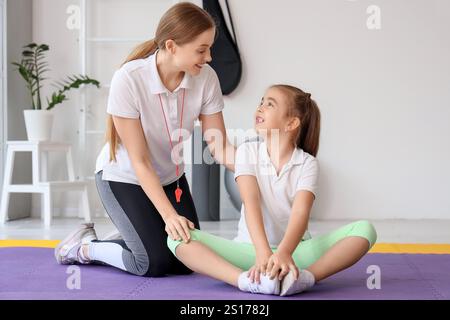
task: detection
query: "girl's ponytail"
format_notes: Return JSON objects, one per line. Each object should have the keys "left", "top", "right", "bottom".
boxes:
{"left": 295, "top": 95, "right": 321, "bottom": 157}
{"left": 271, "top": 85, "right": 321, "bottom": 157}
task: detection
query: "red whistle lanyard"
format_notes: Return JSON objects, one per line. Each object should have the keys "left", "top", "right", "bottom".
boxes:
{"left": 158, "top": 89, "right": 186, "bottom": 203}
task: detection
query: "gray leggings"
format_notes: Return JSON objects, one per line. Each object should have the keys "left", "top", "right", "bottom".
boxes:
{"left": 92, "top": 171, "right": 200, "bottom": 277}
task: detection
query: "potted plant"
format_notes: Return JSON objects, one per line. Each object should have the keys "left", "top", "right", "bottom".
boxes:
{"left": 12, "top": 43, "right": 100, "bottom": 141}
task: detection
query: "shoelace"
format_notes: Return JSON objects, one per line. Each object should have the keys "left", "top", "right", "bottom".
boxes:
{"left": 77, "top": 246, "right": 90, "bottom": 264}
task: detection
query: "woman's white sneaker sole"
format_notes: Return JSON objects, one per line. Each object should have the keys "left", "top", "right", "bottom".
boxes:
{"left": 54, "top": 223, "right": 97, "bottom": 264}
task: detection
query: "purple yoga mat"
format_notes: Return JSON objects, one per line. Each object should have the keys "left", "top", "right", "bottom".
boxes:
{"left": 0, "top": 247, "right": 449, "bottom": 300}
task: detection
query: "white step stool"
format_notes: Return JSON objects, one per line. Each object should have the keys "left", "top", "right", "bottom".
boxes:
{"left": 0, "top": 141, "right": 92, "bottom": 227}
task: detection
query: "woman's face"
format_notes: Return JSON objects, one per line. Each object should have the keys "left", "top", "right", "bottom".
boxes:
{"left": 173, "top": 28, "right": 215, "bottom": 76}
{"left": 254, "top": 87, "right": 291, "bottom": 136}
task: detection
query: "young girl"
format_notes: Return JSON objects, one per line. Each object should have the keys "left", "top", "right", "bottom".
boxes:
{"left": 54, "top": 2, "right": 236, "bottom": 277}
{"left": 167, "top": 85, "right": 377, "bottom": 296}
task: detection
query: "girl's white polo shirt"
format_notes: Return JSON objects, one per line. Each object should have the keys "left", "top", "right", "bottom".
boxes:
{"left": 95, "top": 51, "right": 224, "bottom": 186}
{"left": 233, "top": 139, "right": 319, "bottom": 246}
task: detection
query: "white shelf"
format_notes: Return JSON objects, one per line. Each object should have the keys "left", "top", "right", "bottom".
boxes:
{"left": 86, "top": 130, "right": 104, "bottom": 135}
{"left": 87, "top": 37, "right": 147, "bottom": 43}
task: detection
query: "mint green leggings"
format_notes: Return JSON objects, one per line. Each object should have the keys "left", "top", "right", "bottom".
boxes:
{"left": 167, "top": 220, "right": 377, "bottom": 270}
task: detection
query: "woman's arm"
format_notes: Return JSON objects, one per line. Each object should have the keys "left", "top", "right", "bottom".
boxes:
{"left": 113, "top": 116, "right": 193, "bottom": 242}
{"left": 199, "top": 112, "right": 236, "bottom": 172}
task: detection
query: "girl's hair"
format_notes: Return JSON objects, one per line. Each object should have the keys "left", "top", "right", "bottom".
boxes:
{"left": 271, "top": 84, "right": 321, "bottom": 157}
{"left": 106, "top": 2, "right": 216, "bottom": 161}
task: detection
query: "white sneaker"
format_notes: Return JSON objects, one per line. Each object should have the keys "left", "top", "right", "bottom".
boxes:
{"left": 54, "top": 223, "right": 98, "bottom": 264}
{"left": 238, "top": 271, "right": 281, "bottom": 295}
{"left": 280, "top": 269, "right": 315, "bottom": 296}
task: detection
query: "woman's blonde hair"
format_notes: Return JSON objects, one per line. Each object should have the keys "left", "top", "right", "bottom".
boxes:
{"left": 106, "top": 2, "right": 216, "bottom": 161}
{"left": 271, "top": 84, "right": 321, "bottom": 157}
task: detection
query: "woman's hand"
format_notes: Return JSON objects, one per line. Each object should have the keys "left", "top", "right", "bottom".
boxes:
{"left": 163, "top": 213, "right": 195, "bottom": 243}
{"left": 248, "top": 249, "right": 273, "bottom": 284}
{"left": 266, "top": 250, "right": 299, "bottom": 281}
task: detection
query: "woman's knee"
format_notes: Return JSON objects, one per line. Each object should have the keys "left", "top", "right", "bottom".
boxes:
{"left": 134, "top": 241, "right": 183, "bottom": 277}
{"left": 143, "top": 254, "right": 176, "bottom": 277}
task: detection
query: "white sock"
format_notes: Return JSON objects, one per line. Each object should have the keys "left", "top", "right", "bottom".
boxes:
{"left": 88, "top": 241, "right": 127, "bottom": 271}
{"left": 302, "top": 269, "right": 316, "bottom": 286}
{"left": 280, "top": 269, "right": 315, "bottom": 296}
{"left": 237, "top": 272, "right": 250, "bottom": 291}
{"left": 238, "top": 271, "right": 280, "bottom": 295}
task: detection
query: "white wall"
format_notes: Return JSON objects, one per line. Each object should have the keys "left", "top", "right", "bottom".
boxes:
{"left": 26, "top": 0, "right": 450, "bottom": 220}
{"left": 3, "top": 0, "right": 33, "bottom": 220}
{"left": 220, "top": 0, "right": 450, "bottom": 220}
{"left": 0, "top": 0, "right": 4, "bottom": 196}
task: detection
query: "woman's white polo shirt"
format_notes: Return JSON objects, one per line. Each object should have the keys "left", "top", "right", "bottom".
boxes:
{"left": 95, "top": 51, "right": 224, "bottom": 186}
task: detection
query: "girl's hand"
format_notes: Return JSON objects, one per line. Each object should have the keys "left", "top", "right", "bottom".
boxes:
{"left": 266, "top": 251, "right": 299, "bottom": 281}
{"left": 248, "top": 249, "right": 272, "bottom": 284}
{"left": 163, "top": 213, "right": 195, "bottom": 243}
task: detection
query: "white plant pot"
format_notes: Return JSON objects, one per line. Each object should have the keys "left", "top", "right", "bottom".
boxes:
{"left": 23, "top": 109, "right": 54, "bottom": 142}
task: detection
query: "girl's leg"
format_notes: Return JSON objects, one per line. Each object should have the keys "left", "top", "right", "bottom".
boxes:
{"left": 168, "top": 230, "right": 280, "bottom": 293}
{"left": 168, "top": 230, "right": 257, "bottom": 286}
{"left": 86, "top": 171, "right": 199, "bottom": 277}
{"left": 175, "top": 241, "right": 242, "bottom": 286}
{"left": 168, "top": 220, "right": 376, "bottom": 294}
{"left": 306, "top": 237, "right": 370, "bottom": 282}
{"left": 291, "top": 220, "right": 377, "bottom": 282}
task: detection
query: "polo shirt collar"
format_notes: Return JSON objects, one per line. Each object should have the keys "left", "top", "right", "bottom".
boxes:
{"left": 259, "top": 140, "right": 305, "bottom": 167}
{"left": 290, "top": 147, "right": 305, "bottom": 165}
{"left": 148, "top": 50, "right": 192, "bottom": 95}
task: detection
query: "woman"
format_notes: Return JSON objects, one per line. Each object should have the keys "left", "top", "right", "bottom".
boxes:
{"left": 54, "top": 2, "right": 235, "bottom": 277}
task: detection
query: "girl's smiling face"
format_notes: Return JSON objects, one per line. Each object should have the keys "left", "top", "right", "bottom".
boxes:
{"left": 254, "top": 87, "right": 290, "bottom": 134}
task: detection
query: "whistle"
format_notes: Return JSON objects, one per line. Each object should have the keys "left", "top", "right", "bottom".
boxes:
{"left": 175, "top": 187, "right": 183, "bottom": 203}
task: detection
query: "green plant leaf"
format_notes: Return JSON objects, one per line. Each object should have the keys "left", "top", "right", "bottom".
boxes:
{"left": 17, "top": 65, "right": 31, "bottom": 82}
{"left": 13, "top": 42, "right": 100, "bottom": 110}
{"left": 22, "top": 50, "right": 34, "bottom": 57}
{"left": 47, "top": 92, "right": 68, "bottom": 110}
{"left": 38, "top": 44, "right": 49, "bottom": 51}
{"left": 46, "top": 75, "right": 100, "bottom": 110}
